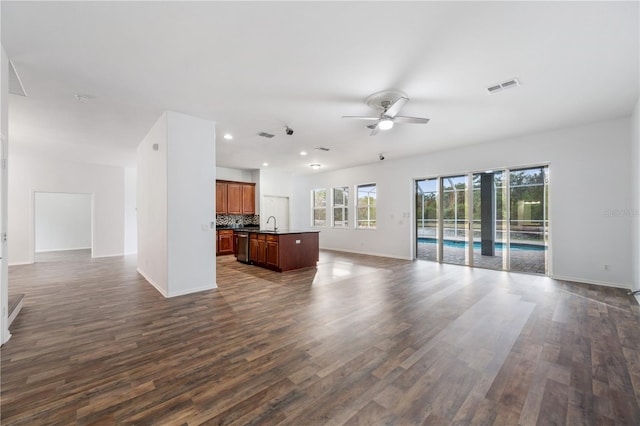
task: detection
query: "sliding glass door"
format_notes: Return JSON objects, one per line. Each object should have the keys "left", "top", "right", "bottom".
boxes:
{"left": 509, "top": 167, "right": 548, "bottom": 274}
{"left": 441, "top": 175, "right": 469, "bottom": 266}
{"left": 415, "top": 165, "right": 548, "bottom": 275}
{"left": 415, "top": 178, "right": 438, "bottom": 262}
{"left": 471, "top": 171, "right": 506, "bottom": 270}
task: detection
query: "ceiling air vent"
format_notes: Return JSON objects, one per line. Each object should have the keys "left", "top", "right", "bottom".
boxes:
{"left": 487, "top": 78, "right": 520, "bottom": 94}
{"left": 315, "top": 147, "right": 330, "bottom": 152}
{"left": 258, "top": 132, "right": 275, "bottom": 138}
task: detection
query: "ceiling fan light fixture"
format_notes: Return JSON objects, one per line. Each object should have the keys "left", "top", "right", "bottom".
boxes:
{"left": 378, "top": 119, "right": 394, "bottom": 130}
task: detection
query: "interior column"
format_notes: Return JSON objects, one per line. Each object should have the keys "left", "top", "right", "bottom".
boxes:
{"left": 480, "top": 173, "right": 496, "bottom": 256}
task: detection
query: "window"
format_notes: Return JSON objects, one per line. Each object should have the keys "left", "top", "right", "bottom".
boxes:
{"left": 332, "top": 187, "right": 349, "bottom": 228}
{"left": 312, "top": 188, "right": 327, "bottom": 226}
{"left": 356, "top": 183, "right": 376, "bottom": 229}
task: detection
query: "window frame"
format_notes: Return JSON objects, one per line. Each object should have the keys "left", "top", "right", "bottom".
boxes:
{"left": 331, "top": 186, "right": 349, "bottom": 228}
{"left": 311, "top": 188, "right": 327, "bottom": 227}
{"left": 355, "top": 183, "right": 377, "bottom": 230}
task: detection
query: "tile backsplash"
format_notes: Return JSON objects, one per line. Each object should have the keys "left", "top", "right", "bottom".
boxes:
{"left": 216, "top": 214, "right": 259, "bottom": 227}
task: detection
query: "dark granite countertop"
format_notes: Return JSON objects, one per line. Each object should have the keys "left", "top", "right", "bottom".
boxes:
{"left": 233, "top": 229, "right": 320, "bottom": 235}
{"left": 216, "top": 225, "right": 259, "bottom": 230}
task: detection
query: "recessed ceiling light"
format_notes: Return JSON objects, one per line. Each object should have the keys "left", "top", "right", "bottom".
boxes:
{"left": 310, "top": 164, "right": 321, "bottom": 170}
{"left": 74, "top": 94, "right": 93, "bottom": 103}
{"left": 223, "top": 133, "right": 233, "bottom": 140}
{"left": 300, "top": 151, "right": 307, "bottom": 156}
{"left": 263, "top": 162, "right": 269, "bottom": 167}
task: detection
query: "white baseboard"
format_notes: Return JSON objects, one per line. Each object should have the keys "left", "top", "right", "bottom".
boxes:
{"left": 550, "top": 274, "right": 631, "bottom": 290}
{"left": 92, "top": 252, "right": 124, "bottom": 259}
{"left": 320, "top": 246, "right": 412, "bottom": 261}
{"left": 8, "top": 298, "right": 23, "bottom": 326}
{"left": 8, "top": 261, "right": 33, "bottom": 266}
{"left": 35, "top": 247, "right": 91, "bottom": 253}
{"left": 635, "top": 294, "right": 640, "bottom": 305}
{"left": 167, "top": 283, "right": 218, "bottom": 297}
{"left": 137, "top": 268, "right": 168, "bottom": 298}
{"left": 136, "top": 268, "right": 217, "bottom": 298}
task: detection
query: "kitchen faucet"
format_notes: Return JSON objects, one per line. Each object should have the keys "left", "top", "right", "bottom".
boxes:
{"left": 267, "top": 216, "right": 277, "bottom": 231}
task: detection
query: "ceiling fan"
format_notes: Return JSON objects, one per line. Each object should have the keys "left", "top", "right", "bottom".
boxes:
{"left": 342, "top": 90, "right": 430, "bottom": 136}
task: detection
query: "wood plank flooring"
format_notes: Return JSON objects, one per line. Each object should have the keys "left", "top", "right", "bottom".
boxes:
{"left": 2, "top": 249, "right": 640, "bottom": 425}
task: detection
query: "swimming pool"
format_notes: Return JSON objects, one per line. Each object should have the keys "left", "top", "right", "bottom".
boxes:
{"left": 417, "top": 238, "right": 547, "bottom": 251}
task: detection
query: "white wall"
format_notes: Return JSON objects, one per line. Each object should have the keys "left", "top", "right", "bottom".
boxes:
{"left": 136, "top": 113, "right": 168, "bottom": 294}
{"left": 137, "top": 111, "right": 216, "bottom": 297}
{"left": 293, "top": 117, "right": 634, "bottom": 289}
{"left": 631, "top": 98, "right": 640, "bottom": 292}
{"left": 1, "top": 44, "right": 10, "bottom": 344}
{"left": 123, "top": 167, "right": 137, "bottom": 255}
{"left": 8, "top": 154, "right": 125, "bottom": 265}
{"left": 35, "top": 192, "right": 91, "bottom": 252}
{"left": 251, "top": 170, "right": 261, "bottom": 213}
{"left": 166, "top": 112, "right": 216, "bottom": 296}
{"left": 216, "top": 166, "right": 254, "bottom": 183}
{"left": 258, "top": 169, "right": 292, "bottom": 229}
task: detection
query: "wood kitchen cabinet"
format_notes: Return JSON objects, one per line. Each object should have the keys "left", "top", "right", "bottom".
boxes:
{"left": 216, "top": 180, "right": 256, "bottom": 215}
{"left": 266, "top": 236, "right": 279, "bottom": 268}
{"left": 242, "top": 184, "right": 255, "bottom": 214}
{"left": 216, "top": 181, "right": 228, "bottom": 214}
{"left": 246, "top": 231, "right": 318, "bottom": 272}
{"left": 249, "top": 233, "right": 267, "bottom": 265}
{"left": 226, "top": 183, "right": 242, "bottom": 214}
{"left": 217, "top": 230, "right": 234, "bottom": 256}
{"left": 233, "top": 233, "right": 239, "bottom": 257}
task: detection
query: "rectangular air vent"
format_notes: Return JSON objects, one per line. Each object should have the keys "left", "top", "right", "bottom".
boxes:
{"left": 315, "top": 147, "right": 330, "bottom": 152}
{"left": 487, "top": 78, "right": 520, "bottom": 94}
{"left": 501, "top": 79, "right": 519, "bottom": 88}
{"left": 258, "top": 132, "right": 275, "bottom": 138}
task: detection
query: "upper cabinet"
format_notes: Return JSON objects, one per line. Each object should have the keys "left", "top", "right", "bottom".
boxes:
{"left": 242, "top": 184, "right": 256, "bottom": 214}
{"left": 216, "top": 181, "right": 228, "bottom": 214}
{"left": 227, "top": 183, "right": 242, "bottom": 214}
{"left": 216, "top": 180, "right": 256, "bottom": 215}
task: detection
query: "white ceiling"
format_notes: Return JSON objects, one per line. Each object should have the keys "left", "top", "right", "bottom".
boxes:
{"left": 2, "top": 1, "right": 638, "bottom": 174}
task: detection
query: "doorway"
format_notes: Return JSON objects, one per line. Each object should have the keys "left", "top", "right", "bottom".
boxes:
{"left": 34, "top": 192, "right": 93, "bottom": 261}
{"left": 415, "top": 165, "right": 549, "bottom": 274}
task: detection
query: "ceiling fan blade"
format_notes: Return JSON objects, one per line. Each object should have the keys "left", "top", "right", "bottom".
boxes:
{"left": 370, "top": 123, "right": 380, "bottom": 136}
{"left": 393, "top": 116, "right": 430, "bottom": 124}
{"left": 342, "top": 116, "right": 380, "bottom": 121}
{"left": 384, "top": 97, "right": 409, "bottom": 118}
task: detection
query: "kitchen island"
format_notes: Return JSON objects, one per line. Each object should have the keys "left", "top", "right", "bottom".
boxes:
{"left": 234, "top": 229, "right": 319, "bottom": 272}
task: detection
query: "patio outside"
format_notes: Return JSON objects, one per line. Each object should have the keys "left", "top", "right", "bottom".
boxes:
{"left": 416, "top": 167, "right": 548, "bottom": 275}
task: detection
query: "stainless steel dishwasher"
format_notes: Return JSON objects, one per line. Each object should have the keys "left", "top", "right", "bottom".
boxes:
{"left": 236, "top": 231, "right": 250, "bottom": 263}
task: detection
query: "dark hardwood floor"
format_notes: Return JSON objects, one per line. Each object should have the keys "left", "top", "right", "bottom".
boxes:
{"left": 2, "top": 249, "right": 640, "bottom": 425}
